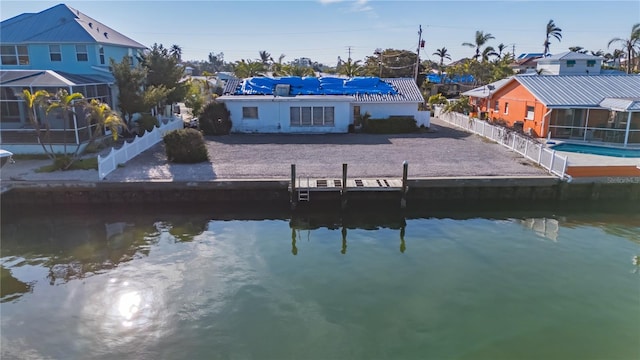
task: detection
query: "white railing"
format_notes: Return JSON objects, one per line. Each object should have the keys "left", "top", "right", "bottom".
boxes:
{"left": 98, "top": 116, "right": 183, "bottom": 179}
{"left": 435, "top": 107, "right": 569, "bottom": 180}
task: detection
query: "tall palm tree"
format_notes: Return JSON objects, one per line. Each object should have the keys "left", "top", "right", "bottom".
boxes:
{"left": 258, "top": 50, "right": 272, "bottom": 66}
{"left": 46, "top": 89, "right": 84, "bottom": 156}
{"left": 170, "top": 44, "right": 182, "bottom": 61}
{"left": 22, "top": 89, "right": 54, "bottom": 158}
{"left": 608, "top": 23, "right": 640, "bottom": 74}
{"left": 462, "top": 30, "right": 495, "bottom": 60}
{"left": 481, "top": 46, "right": 498, "bottom": 62}
{"left": 495, "top": 43, "right": 507, "bottom": 60}
{"left": 432, "top": 47, "right": 451, "bottom": 78}
{"left": 543, "top": 20, "right": 562, "bottom": 56}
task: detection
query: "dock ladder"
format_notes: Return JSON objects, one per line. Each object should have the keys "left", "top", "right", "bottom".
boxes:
{"left": 298, "top": 176, "right": 310, "bottom": 202}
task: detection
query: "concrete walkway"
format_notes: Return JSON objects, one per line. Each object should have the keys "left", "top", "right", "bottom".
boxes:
{"left": 1, "top": 118, "right": 553, "bottom": 183}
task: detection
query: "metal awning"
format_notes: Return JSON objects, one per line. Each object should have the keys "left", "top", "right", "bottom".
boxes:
{"left": 599, "top": 97, "right": 640, "bottom": 112}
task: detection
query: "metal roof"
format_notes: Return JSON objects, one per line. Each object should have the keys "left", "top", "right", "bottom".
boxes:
{"left": 599, "top": 98, "right": 640, "bottom": 112}
{"left": 515, "top": 75, "right": 640, "bottom": 107}
{"left": 461, "top": 77, "right": 512, "bottom": 99}
{"left": 0, "top": 4, "right": 146, "bottom": 49}
{"left": 222, "top": 77, "right": 423, "bottom": 103}
{"left": 0, "top": 70, "right": 114, "bottom": 88}
{"left": 536, "top": 51, "right": 602, "bottom": 62}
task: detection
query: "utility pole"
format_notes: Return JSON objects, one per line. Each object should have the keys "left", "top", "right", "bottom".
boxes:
{"left": 347, "top": 46, "right": 352, "bottom": 60}
{"left": 414, "top": 25, "right": 423, "bottom": 82}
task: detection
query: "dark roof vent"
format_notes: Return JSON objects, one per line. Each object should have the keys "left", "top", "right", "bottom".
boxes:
{"left": 88, "top": 22, "right": 92, "bottom": 28}
{"left": 104, "top": 32, "right": 108, "bottom": 38}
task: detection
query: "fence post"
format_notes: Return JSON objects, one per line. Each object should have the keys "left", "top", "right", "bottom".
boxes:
{"left": 511, "top": 133, "right": 516, "bottom": 149}
{"left": 524, "top": 141, "right": 529, "bottom": 159}
{"left": 537, "top": 144, "right": 542, "bottom": 164}
{"left": 549, "top": 150, "right": 556, "bottom": 173}
{"left": 561, "top": 156, "right": 568, "bottom": 179}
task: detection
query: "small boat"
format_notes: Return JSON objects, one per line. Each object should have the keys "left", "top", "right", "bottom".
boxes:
{"left": 0, "top": 149, "right": 15, "bottom": 168}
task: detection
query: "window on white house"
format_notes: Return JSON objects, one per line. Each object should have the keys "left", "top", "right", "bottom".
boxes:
{"left": 504, "top": 102, "right": 509, "bottom": 114}
{"left": 76, "top": 45, "right": 88, "bottom": 62}
{"left": 49, "top": 45, "right": 62, "bottom": 62}
{"left": 99, "top": 46, "right": 105, "bottom": 65}
{"left": 290, "top": 106, "right": 335, "bottom": 126}
{"left": 1, "top": 45, "right": 29, "bottom": 65}
{"left": 526, "top": 106, "right": 535, "bottom": 120}
{"left": 242, "top": 106, "right": 258, "bottom": 119}
{"left": 587, "top": 60, "right": 596, "bottom": 67}
{"left": 312, "top": 107, "right": 324, "bottom": 125}
{"left": 566, "top": 60, "right": 576, "bottom": 68}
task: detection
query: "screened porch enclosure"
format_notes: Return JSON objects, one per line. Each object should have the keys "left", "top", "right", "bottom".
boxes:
{"left": 0, "top": 83, "right": 112, "bottom": 146}
{"left": 548, "top": 108, "right": 640, "bottom": 146}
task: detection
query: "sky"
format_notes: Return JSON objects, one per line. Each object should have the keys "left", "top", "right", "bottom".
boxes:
{"left": 1, "top": 0, "right": 639, "bottom": 66}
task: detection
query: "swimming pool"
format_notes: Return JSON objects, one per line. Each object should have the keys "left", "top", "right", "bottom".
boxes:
{"left": 551, "top": 143, "right": 640, "bottom": 158}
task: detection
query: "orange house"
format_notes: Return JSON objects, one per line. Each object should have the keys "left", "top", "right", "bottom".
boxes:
{"left": 463, "top": 75, "right": 640, "bottom": 146}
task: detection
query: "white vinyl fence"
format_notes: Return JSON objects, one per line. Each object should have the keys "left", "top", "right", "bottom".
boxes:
{"left": 98, "top": 116, "right": 183, "bottom": 179}
{"left": 435, "top": 107, "right": 569, "bottom": 180}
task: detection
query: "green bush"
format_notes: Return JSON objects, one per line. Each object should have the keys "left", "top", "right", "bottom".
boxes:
{"left": 163, "top": 128, "right": 209, "bottom": 163}
{"left": 199, "top": 101, "right": 232, "bottom": 135}
{"left": 136, "top": 113, "right": 159, "bottom": 134}
{"left": 363, "top": 116, "right": 418, "bottom": 134}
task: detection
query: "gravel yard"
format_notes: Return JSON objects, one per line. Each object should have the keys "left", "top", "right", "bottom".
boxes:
{"left": 103, "top": 118, "right": 549, "bottom": 182}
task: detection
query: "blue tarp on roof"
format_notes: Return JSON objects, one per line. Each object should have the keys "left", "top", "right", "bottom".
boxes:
{"left": 426, "top": 74, "right": 475, "bottom": 84}
{"left": 235, "top": 76, "right": 398, "bottom": 96}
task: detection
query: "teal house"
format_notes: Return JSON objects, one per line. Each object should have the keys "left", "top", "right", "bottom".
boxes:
{"left": 0, "top": 3, "right": 147, "bottom": 153}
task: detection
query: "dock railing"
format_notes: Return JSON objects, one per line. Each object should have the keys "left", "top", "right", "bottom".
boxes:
{"left": 435, "top": 107, "right": 568, "bottom": 180}
{"left": 98, "top": 116, "right": 183, "bottom": 179}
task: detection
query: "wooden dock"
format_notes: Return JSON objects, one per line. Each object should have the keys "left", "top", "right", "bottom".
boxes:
{"left": 292, "top": 177, "right": 403, "bottom": 192}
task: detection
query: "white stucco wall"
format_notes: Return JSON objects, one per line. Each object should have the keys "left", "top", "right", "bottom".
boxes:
{"left": 357, "top": 102, "right": 430, "bottom": 127}
{"left": 537, "top": 60, "right": 602, "bottom": 75}
{"left": 219, "top": 96, "right": 352, "bottom": 133}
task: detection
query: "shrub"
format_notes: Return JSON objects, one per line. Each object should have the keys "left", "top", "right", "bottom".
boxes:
{"left": 199, "top": 101, "right": 232, "bottom": 135}
{"left": 428, "top": 93, "right": 448, "bottom": 108}
{"left": 363, "top": 116, "right": 417, "bottom": 134}
{"left": 163, "top": 128, "right": 209, "bottom": 163}
{"left": 136, "top": 113, "right": 159, "bottom": 134}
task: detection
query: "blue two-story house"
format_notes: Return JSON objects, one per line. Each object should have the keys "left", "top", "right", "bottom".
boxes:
{"left": 0, "top": 3, "right": 147, "bottom": 153}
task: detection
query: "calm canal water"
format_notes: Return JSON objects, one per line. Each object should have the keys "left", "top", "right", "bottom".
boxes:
{"left": 1, "top": 204, "right": 639, "bottom": 360}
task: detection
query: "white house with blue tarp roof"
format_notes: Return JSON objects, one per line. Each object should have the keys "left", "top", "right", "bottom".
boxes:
{"left": 0, "top": 3, "right": 147, "bottom": 153}
{"left": 217, "top": 76, "right": 428, "bottom": 133}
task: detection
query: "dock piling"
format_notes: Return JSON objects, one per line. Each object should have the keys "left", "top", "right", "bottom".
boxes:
{"left": 341, "top": 163, "right": 348, "bottom": 210}
{"left": 290, "top": 164, "right": 296, "bottom": 209}
{"left": 401, "top": 161, "right": 408, "bottom": 208}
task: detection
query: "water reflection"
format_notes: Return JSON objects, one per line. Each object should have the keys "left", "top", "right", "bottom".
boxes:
{"left": 2, "top": 204, "right": 639, "bottom": 303}
{"left": 0, "top": 210, "right": 210, "bottom": 302}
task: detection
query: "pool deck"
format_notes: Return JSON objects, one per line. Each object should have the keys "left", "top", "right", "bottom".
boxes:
{"left": 550, "top": 144, "right": 640, "bottom": 180}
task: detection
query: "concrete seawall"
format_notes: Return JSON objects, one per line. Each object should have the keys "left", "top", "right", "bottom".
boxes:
{"left": 2, "top": 177, "right": 638, "bottom": 209}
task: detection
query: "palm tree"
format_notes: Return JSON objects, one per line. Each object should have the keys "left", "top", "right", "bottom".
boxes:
{"left": 481, "top": 46, "right": 498, "bottom": 62}
{"left": 170, "top": 44, "right": 182, "bottom": 61}
{"left": 258, "top": 50, "right": 272, "bottom": 66}
{"left": 568, "top": 46, "right": 588, "bottom": 54}
{"left": 232, "top": 59, "right": 266, "bottom": 78}
{"left": 22, "top": 89, "right": 54, "bottom": 157}
{"left": 608, "top": 23, "right": 640, "bottom": 74}
{"left": 495, "top": 43, "right": 507, "bottom": 60}
{"left": 46, "top": 89, "right": 84, "bottom": 157}
{"left": 432, "top": 47, "right": 451, "bottom": 79}
{"left": 338, "top": 58, "right": 363, "bottom": 77}
{"left": 462, "top": 30, "right": 495, "bottom": 60}
{"left": 543, "top": 20, "right": 562, "bottom": 56}
{"left": 271, "top": 54, "right": 287, "bottom": 76}
{"left": 85, "top": 99, "right": 125, "bottom": 145}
